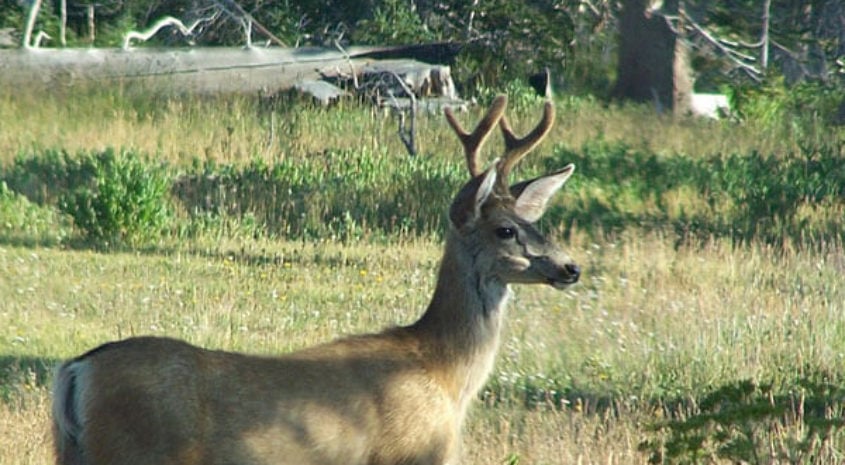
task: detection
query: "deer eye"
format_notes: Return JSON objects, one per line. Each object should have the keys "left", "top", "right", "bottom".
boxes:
{"left": 495, "top": 227, "right": 517, "bottom": 240}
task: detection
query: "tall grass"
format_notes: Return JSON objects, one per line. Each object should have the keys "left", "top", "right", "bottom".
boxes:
{"left": 3, "top": 84, "right": 841, "bottom": 169}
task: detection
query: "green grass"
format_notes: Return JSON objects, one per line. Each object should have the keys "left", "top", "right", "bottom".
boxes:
{"left": 1, "top": 84, "right": 844, "bottom": 464}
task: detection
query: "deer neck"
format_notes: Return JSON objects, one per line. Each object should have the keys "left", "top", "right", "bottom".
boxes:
{"left": 410, "top": 229, "right": 510, "bottom": 413}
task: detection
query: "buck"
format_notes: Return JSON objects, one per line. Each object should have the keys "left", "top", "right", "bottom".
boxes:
{"left": 51, "top": 95, "right": 580, "bottom": 465}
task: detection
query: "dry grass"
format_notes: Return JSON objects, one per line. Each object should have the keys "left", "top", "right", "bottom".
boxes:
{"left": 0, "top": 86, "right": 816, "bottom": 171}
{"left": 0, "top": 397, "right": 51, "bottom": 465}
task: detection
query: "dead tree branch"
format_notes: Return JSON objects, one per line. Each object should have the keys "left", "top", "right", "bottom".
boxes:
{"left": 123, "top": 13, "right": 220, "bottom": 50}
{"left": 334, "top": 39, "right": 359, "bottom": 90}
{"left": 389, "top": 71, "right": 417, "bottom": 157}
{"left": 678, "top": 9, "right": 763, "bottom": 82}
{"left": 32, "top": 31, "right": 51, "bottom": 48}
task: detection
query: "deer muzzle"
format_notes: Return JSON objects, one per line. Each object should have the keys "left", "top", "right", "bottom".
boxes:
{"left": 537, "top": 255, "right": 580, "bottom": 289}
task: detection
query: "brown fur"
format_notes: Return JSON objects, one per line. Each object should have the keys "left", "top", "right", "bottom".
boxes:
{"left": 52, "top": 95, "right": 580, "bottom": 465}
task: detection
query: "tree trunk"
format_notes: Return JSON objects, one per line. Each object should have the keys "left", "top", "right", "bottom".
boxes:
{"left": 612, "top": 0, "right": 692, "bottom": 115}
{"left": 60, "top": 0, "right": 67, "bottom": 47}
{"left": 88, "top": 4, "right": 95, "bottom": 44}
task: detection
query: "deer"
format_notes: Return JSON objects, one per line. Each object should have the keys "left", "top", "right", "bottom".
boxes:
{"left": 51, "top": 94, "right": 580, "bottom": 465}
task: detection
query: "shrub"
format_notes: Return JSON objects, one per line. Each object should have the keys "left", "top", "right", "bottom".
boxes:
{"left": 728, "top": 78, "right": 845, "bottom": 132}
{"left": 0, "top": 181, "right": 70, "bottom": 246}
{"left": 547, "top": 138, "right": 845, "bottom": 246}
{"left": 2, "top": 149, "right": 98, "bottom": 205}
{"left": 59, "top": 149, "right": 172, "bottom": 247}
{"left": 353, "top": 0, "right": 436, "bottom": 45}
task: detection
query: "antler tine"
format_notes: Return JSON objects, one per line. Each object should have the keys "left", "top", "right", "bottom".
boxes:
{"left": 444, "top": 95, "right": 508, "bottom": 177}
{"left": 496, "top": 100, "right": 555, "bottom": 189}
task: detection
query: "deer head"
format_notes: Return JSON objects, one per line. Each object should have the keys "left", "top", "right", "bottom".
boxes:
{"left": 443, "top": 95, "right": 580, "bottom": 289}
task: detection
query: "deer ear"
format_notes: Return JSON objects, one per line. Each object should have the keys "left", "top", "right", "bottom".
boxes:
{"left": 511, "top": 164, "right": 575, "bottom": 222}
{"left": 449, "top": 165, "right": 498, "bottom": 228}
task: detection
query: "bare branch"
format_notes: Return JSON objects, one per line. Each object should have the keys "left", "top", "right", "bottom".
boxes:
{"left": 123, "top": 13, "right": 220, "bottom": 50}
{"left": 717, "top": 37, "right": 765, "bottom": 50}
{"left": 579, "top": 0, "right": 602, "bottom": 18}
{"left": 770, "top": 39, "right": 813, "bottom": 78}
{"left": 678, "top": 9, "right": 763, "bottom": 82}
{"left": 466, "top": 0, "right": 480, "bottom": 39}
{"left": 727, "top": 37, "right": 766, "bottom": 49}
{"left": 657, "top": 13, "right": 682, "bottom": 35}
{"left": 389, "top": 71, "right": 417, "bottom": 157}
{"left": 333, "top": 39, "right": 358, "bottom": 90}
{"left": 32, "top": 31, "right": 51, "bottom": 48}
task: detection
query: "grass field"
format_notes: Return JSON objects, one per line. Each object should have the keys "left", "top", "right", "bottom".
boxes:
{"left": 1, "top": 85, "right": 844, "bottom": 464}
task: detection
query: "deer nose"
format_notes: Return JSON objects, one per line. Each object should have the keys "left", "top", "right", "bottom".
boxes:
{"left": 564, "top": 263, "right": 580, "bottom": 282}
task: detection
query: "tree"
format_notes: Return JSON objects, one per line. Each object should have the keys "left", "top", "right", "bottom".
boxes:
{"left": 612, "top": 0, "right": 693, "bottom": 115}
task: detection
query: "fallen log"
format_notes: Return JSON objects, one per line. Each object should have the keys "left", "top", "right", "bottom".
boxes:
{"left": 0, "top": 46, "right": 376, "bottom": 94}
{"left": 0, "top": 43, "right": 462, "bottom": 98}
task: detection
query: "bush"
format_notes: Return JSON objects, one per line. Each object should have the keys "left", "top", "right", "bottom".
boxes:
{"left": 0, "top": 181, "right": 70, "bottom": 246}
{"left": 548, "top": 138, "right": 845, "bottom": 246}
{"left": 58, "top": 149, "right": 172, "bottom": 247}
{"left": 2, "top": 149, "right": 98, "bottom": 205}
{"left": 728, "top": 78, "right": 845, "bottom": 131}
{"left": 353, "top": 0, "right": 436, "bottom": 45}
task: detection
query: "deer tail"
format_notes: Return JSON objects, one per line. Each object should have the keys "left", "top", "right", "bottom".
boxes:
{"left": 52, "top": 360, "right": 88, "bottom": 465}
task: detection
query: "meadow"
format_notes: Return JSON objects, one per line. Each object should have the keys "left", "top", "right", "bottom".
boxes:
{"left": 1, "top": 83, "right": 844, "bottom": 464}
